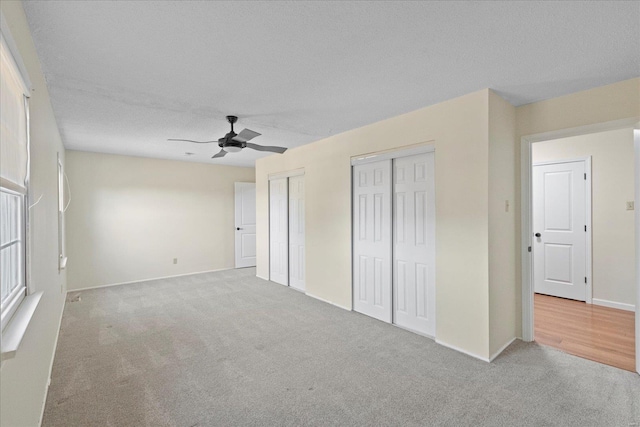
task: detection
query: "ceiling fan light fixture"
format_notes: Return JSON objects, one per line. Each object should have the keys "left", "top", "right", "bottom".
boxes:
{"left": 170, "top": 115, "right": 286, "bottom": 157}
{"left": 223, "top": 145, "right": 242, "bottom": 153}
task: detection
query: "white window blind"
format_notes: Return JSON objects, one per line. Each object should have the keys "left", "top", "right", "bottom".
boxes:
{"left": 0, "top": 33, "right": 29, "bottom": 189}
{"left": 0, "top": 30, "right": 29, "bottom": 331}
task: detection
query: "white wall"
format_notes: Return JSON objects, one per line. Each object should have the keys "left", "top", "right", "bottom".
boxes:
{"left": 532, "top": 128, "right": 636, "bottom": 307}
{"left": 0, "top": 2, "right": 67, "bottom": 426}
{"left": 66, "top": 151, "right": 254, "bottom": 290}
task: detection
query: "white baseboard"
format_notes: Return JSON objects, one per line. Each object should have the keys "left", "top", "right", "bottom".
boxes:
{"left": 592, "top": 298, "right": 635, "bottom": 312}
{"left": 435, "top": 339, "right": 490, "bottom": 363}
{"left": 305, "top": 293, "right": 351, "bottom": 311}
{"left": 254, "top": 276, "right": 350, "bottom": 311}
{"left": 68, "top": 268, "right": 233, "bottom": 292}
{"left": 489, "top": 337, "right": 517, "bottom": 362}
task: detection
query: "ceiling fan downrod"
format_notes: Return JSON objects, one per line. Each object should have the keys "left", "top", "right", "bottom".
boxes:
{"left": 226, "top": 115, "right": 238, "bottom": 133}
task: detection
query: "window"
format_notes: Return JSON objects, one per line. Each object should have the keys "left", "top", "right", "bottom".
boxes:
{"left": 0, "top": 30, "right": 30, "bottom": 332}
{"left": 57, "top": 154, "right": 67, "bottom": 272}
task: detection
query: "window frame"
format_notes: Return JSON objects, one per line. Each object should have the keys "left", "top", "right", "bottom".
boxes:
{"left": 0, "top": 171, "right": 28, "bottom": 333}
{"left": 0, "top": 140, "right": 29, "bottom": 331}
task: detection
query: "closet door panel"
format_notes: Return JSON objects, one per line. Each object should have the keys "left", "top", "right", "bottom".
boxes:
{"left": 288, "top": 175, "right": 305, "bottom": 291}
{"left": 353, "top": 160, "right": 392, "bottom": 323}
{"left": 393, "top": 153, "right": 435, "bottom": 336}
{"left": 269, "top": 178, "right": 288, "bottom": 286}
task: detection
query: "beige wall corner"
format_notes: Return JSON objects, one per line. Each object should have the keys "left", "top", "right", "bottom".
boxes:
{"left": 488, "top": 90, "right": 518, "bottom": 357}
{"left": 65, "top": 151, "right": 254, "bottom": 290}
{"left": 0, "top": 2, "right": 67, "bottom": 426}
{"left": 435, "top": 90, "right": 490, "bottom": 359}
{"left": 256, "top": 89, "right": 492, "bottom": 359}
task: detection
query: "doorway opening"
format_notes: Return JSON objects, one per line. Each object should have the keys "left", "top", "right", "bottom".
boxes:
{"left": 523, "top": 125, "right": 638, "bottom": 372}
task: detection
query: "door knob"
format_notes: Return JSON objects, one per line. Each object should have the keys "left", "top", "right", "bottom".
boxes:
{"left": 534, "top": 233, "right": 541, "bottom": 238}
{"left": 237, "top": 227, "right": 242, "bottom": 231}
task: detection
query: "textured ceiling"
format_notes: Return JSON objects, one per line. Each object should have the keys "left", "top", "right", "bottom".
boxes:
{"left": 22, "top": 1, "right": 640, "bottom": 167}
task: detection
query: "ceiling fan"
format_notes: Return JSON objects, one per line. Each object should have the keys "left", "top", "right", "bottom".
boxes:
{"left": 169, "top": 115, "right": 287, "bottom": 158}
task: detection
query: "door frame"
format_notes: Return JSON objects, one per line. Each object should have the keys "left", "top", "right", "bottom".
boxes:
{"left": 520, "top": 118, "right": 640, "bottom": 374}
{"left": 531, "top": 157, "right": 592, "bottom": 303}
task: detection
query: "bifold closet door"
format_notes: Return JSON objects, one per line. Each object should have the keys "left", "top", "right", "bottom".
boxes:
{"left": 269, "top": 178, "right": 288, "bottom": 285}
{"left": 288, "top": 175, "right": 305, "bottom": 291}
{"left": 352, "top": 160, "right": 392, "bottom": 323}
{"left": 393, "top": 153, "right": 436, "bottom": 336}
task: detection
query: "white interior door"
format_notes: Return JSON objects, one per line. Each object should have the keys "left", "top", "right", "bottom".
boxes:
{"left": 288, "top": 175, "right": 305, "bottom": 291}
{"left": 352, "top": 160, "right": 392, "bottom": 323}
{"left": 269, "top": 178, "right": 288, "bottom": 286}
{"left": 533, "top": 161, "right": 587, "bottom": 301}
{"left": 234, "top": 182, "right": 256, "bottom": 268}
{"left": 393, "top": 153, "right": 436, "bottom": 336}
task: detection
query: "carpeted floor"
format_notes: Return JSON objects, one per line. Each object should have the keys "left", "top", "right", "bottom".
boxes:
{"left": 43, "top": 268, "right": 639, "bottom": 426}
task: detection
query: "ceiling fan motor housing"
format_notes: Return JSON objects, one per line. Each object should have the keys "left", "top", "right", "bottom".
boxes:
{"left": 219, "top": 130, "right": 245, "bottom": 150}
{"left": 220, "top": 139, "right": 245, "bottom": 150}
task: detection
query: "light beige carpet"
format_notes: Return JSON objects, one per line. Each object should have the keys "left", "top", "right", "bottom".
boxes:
{"left": 43, "top": 268, "right": 639, "bottom": 426}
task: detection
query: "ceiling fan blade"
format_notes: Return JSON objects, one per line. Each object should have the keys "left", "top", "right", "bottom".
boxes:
{"left": 245, "top": 142, "right": 287, "bottom": 154}
{"left": 233, "top": 129, "right": 261, "bottom": 143}
{"left": 168, "top": 138, "right": 217, "bottom": 144}
{"left": 212, "top": 149, "right": 227, "bottom": 159}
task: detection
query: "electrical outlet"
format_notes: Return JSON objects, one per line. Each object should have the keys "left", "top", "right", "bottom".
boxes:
{"left": 173, "top": 258, "right": 178, "bottom": 264}
{"left": 627, "top": 201, "right": 635, "bottom": 211}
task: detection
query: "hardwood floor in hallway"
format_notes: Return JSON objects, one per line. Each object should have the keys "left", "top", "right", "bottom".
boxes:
{"left": 534, "top": 293, "right": 636, "bottom": 372}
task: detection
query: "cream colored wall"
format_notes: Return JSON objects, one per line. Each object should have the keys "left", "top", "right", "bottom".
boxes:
{"left": 257, "top": 89, "right": 494, "bottom": 358}
{"left": 532, "top": 128, "right": 636, "bottom": 306}
{"left": 0, "top": 2, "right": 68, "bottom": 426}
{"left": 66, "top": 151, "right": 254, "bottom": 290}
{"left": 516, "top": 78, "right": 640, "bottom": 138}
{"left": 488, "top": 91, "right": 517, "bottom": 357}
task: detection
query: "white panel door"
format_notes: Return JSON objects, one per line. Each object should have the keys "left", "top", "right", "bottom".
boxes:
{"left": 393, "top": 153, "right": 436, "bottom": 336}
{"left": 234, "top": 182, "right": 257, "bottom": 268}
{"left": 288, "top": 175, "right": 305, "bottom": 291}
{"left": 533, "top": 161, "right": 587, "bottom": 301}
{"left": 353, "top": 160, "right": 392, "bottom": 323}
{"left": 235, "top": 182, "right": 256, "bottom": 268}
{"left": 269, "top": 178, "right": 288, "bottom": 286}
